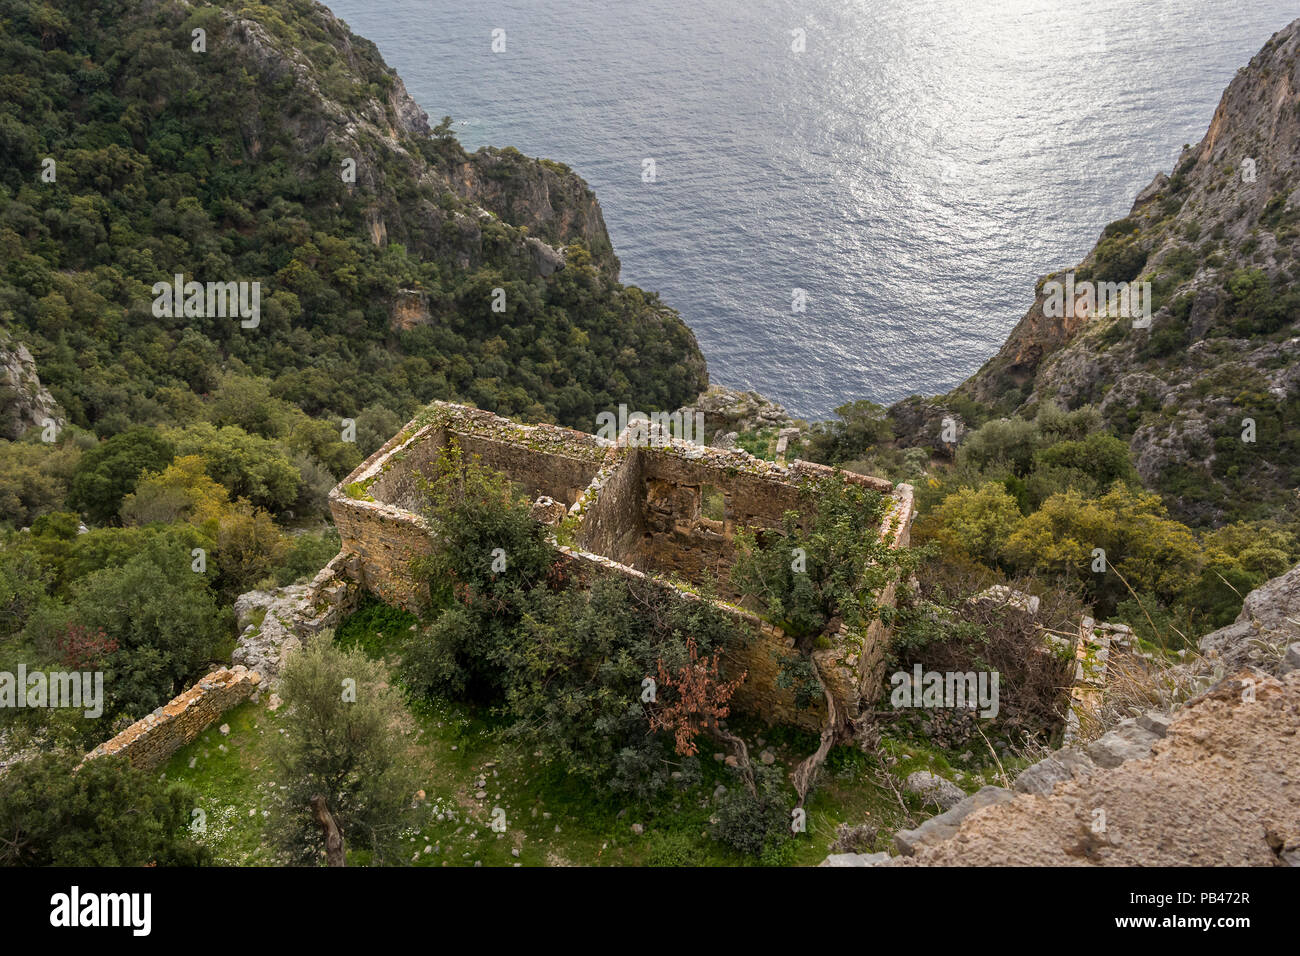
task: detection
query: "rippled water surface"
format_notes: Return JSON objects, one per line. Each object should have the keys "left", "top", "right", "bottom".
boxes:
{"left": 326, "top": 0, "right": 1297, "bottom": 418}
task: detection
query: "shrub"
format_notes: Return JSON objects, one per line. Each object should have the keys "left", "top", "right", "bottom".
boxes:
{"left": 1003, "top": 485, "right": 1201, "bottom": 616}
{"left": 709, "top": 764, "right": 794, "bottom": 859}
{"left": 731, "top": 477, "right": 909, "bottom": 645}
{"left": 61, "top": 534, "right": 231, "bottom": 718}
{"left": 923, "top": 482, "right": 1022, "bottom": 568}
{"left": 957, "top": 417, "right": 1043, "bottom": 476}
{"left": 644, "top": 830, "right": 709, "bottom": 867}
{"left": 891, "top": 562, "right": 1082, "bottom": 740}
{"left": 212, "top": 500, "right": 289, "bottom": 597}
{"left": 0, "top": 751, "right": 207, "bottom": 866}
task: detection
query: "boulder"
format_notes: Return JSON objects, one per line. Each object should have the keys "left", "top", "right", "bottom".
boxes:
{"left": 1087, "top": 718, "right": 1162, "bottom": 769}
{"left": 1014, "top": 749, "right": 1095, "bottom": 796}
{"left": 894, "top": 786, "right": 1016, "bottom": 856}
{"left": 1199, "top": 562, "right": 1300, "bottom": 675}
{"left": 904, "top": 770, "right": 966, "bottom": 810}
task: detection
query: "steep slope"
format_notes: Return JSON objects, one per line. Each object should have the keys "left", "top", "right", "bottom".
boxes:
{"left": 0, "top": 0, "right": 705, "bottom": 435}
{"left": 891, "top": 671, "right": 1300, "bottom": 866}
{"left": 958, "top": 18, "right": 1300, "bottom": 525}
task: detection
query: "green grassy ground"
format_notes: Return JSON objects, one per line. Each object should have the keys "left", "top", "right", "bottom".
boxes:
{"left": 163, "top": 601, "right": 1012, "bottom": 866}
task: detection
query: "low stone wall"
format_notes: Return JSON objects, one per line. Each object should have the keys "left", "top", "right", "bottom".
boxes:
{"left": 294, "top": 552, "right": 365, "bottom": 638}
{"left": 85, "top": 666, "right": 261, "bottom": 771}
{"left": 83, "top": 532, "right": 373, "bottom": 774}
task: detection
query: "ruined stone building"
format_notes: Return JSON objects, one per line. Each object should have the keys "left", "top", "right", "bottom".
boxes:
{"left": 84, "top": 400, "right": 914, "bottom": 769}
{"left": 313, "top": 401, "right": 915, "bottom": 731}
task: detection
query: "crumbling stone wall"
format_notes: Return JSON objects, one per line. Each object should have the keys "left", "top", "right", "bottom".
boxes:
{"left": 330, "top": 495, "right": 432, "bottom": 614}
{"left": 636, "top": 448, "right": 807, "bottom": 598}
{"left": 85, "top": 546, "right": 366, "bottom": 773}
{"left": 326, "top": 401, "right": 915, "bottom": 730}
{"left": 85, "top": 667, "right": 260, "bottom": 771}
{"left": 573, "top": 447, "right": 644, "bottom": 563}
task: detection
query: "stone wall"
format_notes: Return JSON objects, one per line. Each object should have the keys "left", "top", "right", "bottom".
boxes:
{"left": 452, "top": 431, "right": 604, "bottom": 507}
{"left": 636, "top": 447, "right": 807, "bottom": 598}
{"left": 573, "top": 446, "right": 644, "bottom": 563}
{"left": 330, "top": 495, "right": 433, "bottom": 613}
{"left": 85, "top": 667, "right": 260, "bottom": 771}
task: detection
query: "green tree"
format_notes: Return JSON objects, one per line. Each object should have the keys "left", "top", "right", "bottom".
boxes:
{"left": 166, "top": 423, "right": 300, "bottom": 514}
{"left": 268, "top": 635, "right": 415, "bottom": 866}
{"left": 805, "top": 399, "right": 893, "bottom": 464}
{"left": 1004, "top": 485, "right": 1201, "bottom": 614}
{"left": 731, "top": 477, "right": 909, "bottom": 645}
{"left": 924, "top": 481, "right": 1023, "bottom": 567}
{"left": 63, "top": 533, "right": 229, "bottom": 718}
{"left": 68, "top": 427, "right": 175, "bottom": 525}
{"left": 0, "top": 751, "right": 207, "bottom": 866}
{"left": 212, "top": 500, "right": 289, "bottom": 597}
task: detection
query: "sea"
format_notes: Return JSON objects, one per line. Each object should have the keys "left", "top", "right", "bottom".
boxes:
{"left": 325, "top": 0, "right": 1298, "bottom": 419}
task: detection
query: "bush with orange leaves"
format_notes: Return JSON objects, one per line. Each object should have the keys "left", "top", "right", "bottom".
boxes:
{"left": 647, "top": 636, "right": 746, "bottom": 757}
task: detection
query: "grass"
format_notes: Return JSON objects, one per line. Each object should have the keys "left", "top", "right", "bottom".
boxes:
{"left": 735, "top": 428, "right": 779, "bottom": 461}
{"left": 161, "top": 699, "right": 279, "bottom": 866}
{"left": 163, "top": 598, "right": 1014, "bottom": 866}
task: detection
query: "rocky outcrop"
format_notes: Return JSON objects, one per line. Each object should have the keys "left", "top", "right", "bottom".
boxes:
{"left": 887, "top": 672, "right": 1300, "bottom": 866}
{"left": 456, "top": 149, "right": 620, "bottom": 276}
{"left": 1199, "top": 560, "right": 1300, "bottom": 674}
{"left": 0, "top": 334, "right": 60, "bottom": 440}
{"left": 677, "top": 386, "right": 798, "bottom": 446}
{"left": 231, "top": 585, "right": 310, "bottom": 681}
{"left": 852, "top": 563, "right": 1300, "bottom": 866}
{"left": 231, "top": 553, "right": 364, "bottom": 681}
{"left": 903, "top": 770, "right": 967, "bottom": 811}
{"left": 1013, "top": 748, "right": 1095, "bottom": 796}
{"left": 820, "top": 851, "right": 890, "bottom": 867}
{"left": 389, "top": 289, "right": 432, "bottom": 331}
{"left": 886, "top": 395, "right": 967, "bottom": 457}
{"left": 952, "top": 17, "right": 1300, "bottom": 524}
{"left": 1085, "top": 712, "right": 1167, "bottom": 769}
{"left": 221, "top": 6, "right": 623, "bottom": 283}
{"left": 893, "top": 785, "right": 1017, "bottom": 856}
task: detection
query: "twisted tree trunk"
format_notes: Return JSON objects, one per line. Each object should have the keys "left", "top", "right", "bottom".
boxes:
{"left": 311, "top": 795, "right": 345, "bottom": 868}
{"left": 707, "top": 719, "right": 757, "bottom": 796}
{"left": 791, "top": 657, "right": 852, "bottom": 805}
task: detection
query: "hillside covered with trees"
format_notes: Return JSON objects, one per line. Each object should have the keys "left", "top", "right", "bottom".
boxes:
{"left": 0, "top": 0, "right": 706, "bottom": 761}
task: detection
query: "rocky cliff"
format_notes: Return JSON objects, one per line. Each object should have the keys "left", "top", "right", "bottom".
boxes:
{"left": 0, "top": 330, "right": 61, "bottom": 440}
{"left": 224, "top": 4, "right": 620, "bottom": 279}
{"left": 955, "top": 18, "right": 1300, "bottom": 524}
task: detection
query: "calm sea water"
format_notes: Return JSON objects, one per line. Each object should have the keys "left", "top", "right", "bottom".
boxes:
{"left": 325, "top": 0, "right": 1297, "bottom": 419}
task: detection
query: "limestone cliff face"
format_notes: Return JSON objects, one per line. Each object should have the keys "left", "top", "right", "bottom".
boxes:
{"left": 0, "top": 332, "right": 61, "bottom": 441}
{"left": 455, "top": 149, "right": 620, "bottom": 278}
{"left": 956, "top": 18, "right": 1300, "bottom": 524}
{"left": 223, "top": 3, "right": 620, "bottom": 280}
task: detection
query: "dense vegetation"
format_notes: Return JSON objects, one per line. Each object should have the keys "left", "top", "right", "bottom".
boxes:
{"left": 797, "top": 397, "right": 1300, "bottom": 653}
{"left": 4, "top": 0, "right": 1295, "bottom": 869}
{"left": 0, "top": 0, "right": 704, "bottom": 436}
{"left": 0, "top": 751, "right": 207, "bottom": 865}
{"left": 0, "top": 0, "right": 707, "bottom": 766}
